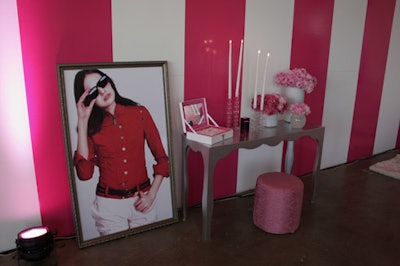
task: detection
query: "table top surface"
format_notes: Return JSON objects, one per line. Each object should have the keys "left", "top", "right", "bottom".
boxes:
{"left": 184, "top": 121, "right": 325, "bottom": 150}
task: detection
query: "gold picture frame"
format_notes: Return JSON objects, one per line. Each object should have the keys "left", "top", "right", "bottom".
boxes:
{"left": 57, "top": 61, "right": 178, "bottom": 248}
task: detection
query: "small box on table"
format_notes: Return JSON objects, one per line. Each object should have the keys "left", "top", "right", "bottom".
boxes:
{"left": 179, "top": 98, "right": 233, "bottom": 145}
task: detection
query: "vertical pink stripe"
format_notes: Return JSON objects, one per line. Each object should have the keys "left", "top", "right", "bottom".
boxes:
{"left": 287, "top": 0, "right": 334, "bottom": 175}
{"left": 185, "top": 0, "right": 245, "bottom": 205}
{"left": 348, "top": 0, "right": 396, "bottom": 161}
{"left": 17, "top": 0, "right": 112, "bottom": 236}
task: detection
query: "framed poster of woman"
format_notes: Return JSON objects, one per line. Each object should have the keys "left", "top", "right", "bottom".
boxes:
{"left": 57, "top": 61, "right": 178, "bottom": 248}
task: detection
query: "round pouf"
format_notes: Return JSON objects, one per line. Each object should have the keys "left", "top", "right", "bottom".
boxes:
{"left": 253, "top": 172, "right": 304, "bottom": 234}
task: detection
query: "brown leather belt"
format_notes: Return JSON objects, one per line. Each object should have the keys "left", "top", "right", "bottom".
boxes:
{"left": 96, "top": 179, "right": 151, "bottom": 199}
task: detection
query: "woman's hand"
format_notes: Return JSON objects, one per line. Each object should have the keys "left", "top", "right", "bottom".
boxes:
{"left": 77, "top": 90, "right": 95, "bottom": 122}
{"left": 76, "top": 91, "right": 95, "bottom": 160}
{"left": 134, "top": 175, "right": 164, "bottom": 213}
{"left": 134, "top": 191, "right": 155, "bottom": 213}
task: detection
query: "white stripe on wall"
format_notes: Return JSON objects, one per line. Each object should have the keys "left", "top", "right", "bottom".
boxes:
{"left": 374, "top": 0, "right": 400, "bottom": 154}
{"left": 112, "top": 0, "right": 186, "bottom": 205}
{"left": 321, "top": 0, "right": 368, "bottom": 168}
{"left": 236, "top": 0, "right": 295, "bottom": 193}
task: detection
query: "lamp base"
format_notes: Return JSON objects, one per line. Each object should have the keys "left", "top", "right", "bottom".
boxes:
{"left": 15, "top": 226, "right": 57, "bottom": 265}
{"left": 17, "top": 254, "right": 57, "bottom": 266}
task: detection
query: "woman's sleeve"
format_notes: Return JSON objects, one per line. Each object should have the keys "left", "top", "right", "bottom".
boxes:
{"left": 142, "top": 107, "right": 170, "bottom": 177}
{"left": 73, "top": 137, "right": 97, "bottom": 180}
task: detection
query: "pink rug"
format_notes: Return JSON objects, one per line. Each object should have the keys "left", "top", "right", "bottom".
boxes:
{"left": 369, "top": 154, "right": 400, "bottom": 180}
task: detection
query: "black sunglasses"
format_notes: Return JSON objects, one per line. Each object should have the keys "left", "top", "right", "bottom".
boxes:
{"left": 84, "top": 75, "right": 109, "bottom": 106}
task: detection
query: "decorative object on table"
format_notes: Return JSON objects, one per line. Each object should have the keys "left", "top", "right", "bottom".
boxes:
{"left": 251, "top": 50, "right": 270, "bottom": 131}
{"left": 226, "top": 39, "right": 244, "bottom": 129}
{"left": 251, "top": 93, "right": 288, "bottom": 128}
{"left": 251, "top": 108, "right": 261, "bottom": 131}
{"left": 274, "top": 68, "right": 317, "bottom": 122}
{"left": 240, "top": 117, "right": 250, "bottom": 132}
{"left": 240, "top": 117, "right": 250, "bottom": 140}
{"left": 285, "top": 86, "right": 305, "bottom": 104}
{"left": 180, "top": 98, "right": 233, "bottom": 145}
{"left": 289, "top": 102, "right": 311, "bottom": 129}
{"left": 232, "top": 96, "right": 240, "bottom": 129}
{"left": 226, "top": 97, "right": 233, "bottom": 128}
{"left": 262, "top": 113, "right": 278, "bottom": 127}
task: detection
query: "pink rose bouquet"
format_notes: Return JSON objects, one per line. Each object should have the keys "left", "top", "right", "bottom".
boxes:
{"left": 289, "top": 103, "right": 311, "bottom": 116}
{"left": 251, "top": 93, "right": 288, "bottom": 115}
{"left": 274, "top": 68, "right": 317, "bottom": 93}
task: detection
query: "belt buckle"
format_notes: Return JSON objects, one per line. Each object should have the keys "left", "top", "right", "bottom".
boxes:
{"left": 121, "top": 189, "right": 129, "bottom": 199}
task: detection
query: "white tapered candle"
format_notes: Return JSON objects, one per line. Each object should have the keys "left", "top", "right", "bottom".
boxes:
{"left": 228, "top": 40, "right": 232, "bottom": 99}
{"left": 253, "top": 50, "right": 261, "bottom": 109}
{"left": 235, "top": 39, "right": 243, "bottom": 98}
{"left": 260, "top": 52, "right": 270, "bottom": 111}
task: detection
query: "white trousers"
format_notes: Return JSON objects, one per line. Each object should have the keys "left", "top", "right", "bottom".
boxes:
{"left": 92, "top": 195, "right": 157, "bottom": 236}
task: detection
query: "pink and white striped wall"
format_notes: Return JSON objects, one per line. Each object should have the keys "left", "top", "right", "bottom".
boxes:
{"left": 1, "top": 0, "right": 399, "bottom": 251}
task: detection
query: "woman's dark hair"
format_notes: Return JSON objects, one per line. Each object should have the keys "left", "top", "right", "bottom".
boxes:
{"left": 74, "top": 69, "right": 138, "bottom": 136}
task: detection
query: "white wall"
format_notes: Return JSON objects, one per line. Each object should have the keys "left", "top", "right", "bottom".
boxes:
{"left": 321, "top": 0, "right": 367, "bottom": 168}
{"left": 237, "top": 0, "right": 295, "bottom": 192}
{"left": 374, "top": 0, "right": 400, "bottom": 154}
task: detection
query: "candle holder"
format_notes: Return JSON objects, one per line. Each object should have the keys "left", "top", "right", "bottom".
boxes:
{"left": 226, "top": 98, "right": 233, "bottom": 128}
{"left": 251, "top": 109, "right": 261, "bottom": 131}
{"left": 232, "top": 97, "right": 240, "bottom": 129}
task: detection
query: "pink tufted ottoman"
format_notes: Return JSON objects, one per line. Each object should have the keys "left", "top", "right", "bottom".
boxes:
{"left": 253, "top": 172, "right": 304, "bottom": 234}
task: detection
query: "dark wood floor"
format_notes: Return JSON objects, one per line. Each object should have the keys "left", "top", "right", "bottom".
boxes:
{"left": 2, "top": 148, "right": 400, "bottom": 265}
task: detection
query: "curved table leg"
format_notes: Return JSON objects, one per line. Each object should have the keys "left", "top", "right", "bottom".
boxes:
{"left": 181, "top": 137, "right": 189, "bottom": 221}
{"left": 201, "top": 150, "right": 217, "bottom": 240}
{"left": 285, "top": 141, "right": 294, "bottom": 173}
{"left": 311, "top": 130, "right": 324, "bottom": 202}
{"left": 182, "top": 138, "right": 190, "bottom": 221}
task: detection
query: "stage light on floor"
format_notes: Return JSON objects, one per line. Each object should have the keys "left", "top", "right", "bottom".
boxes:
{"left": 15, "top": 226, "right": 54, "bottom": 262}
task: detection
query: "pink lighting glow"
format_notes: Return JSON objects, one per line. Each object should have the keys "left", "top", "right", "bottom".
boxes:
{"left": 15, "top": 0, "right": 112, "bottom": 239}
{"left": 0, "top": 0, "right": 41, "bottom": 253}
{"left": 19, "top": 227, "right": 49, "bottom": 239}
